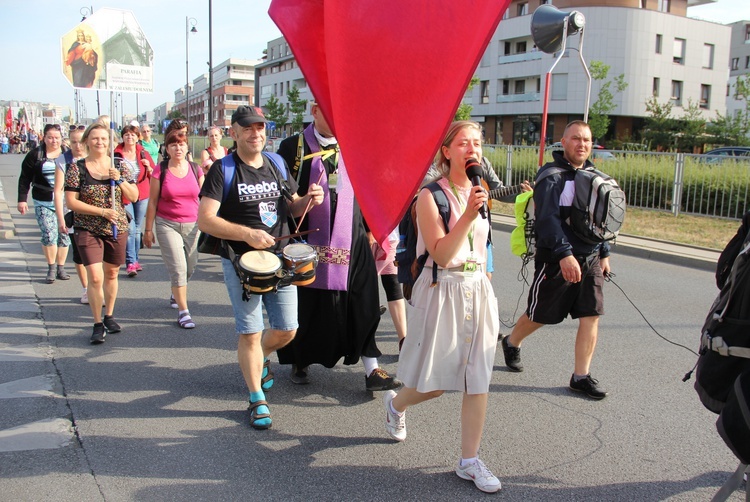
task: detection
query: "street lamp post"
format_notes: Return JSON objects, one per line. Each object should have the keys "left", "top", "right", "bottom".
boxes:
{"left": 185, "top": 16, "right": 197, "bottom": 132}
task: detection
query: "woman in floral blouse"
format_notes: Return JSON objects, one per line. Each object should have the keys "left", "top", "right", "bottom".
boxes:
{"left": 64, "top": 123, "right": 138, "bottom": 344}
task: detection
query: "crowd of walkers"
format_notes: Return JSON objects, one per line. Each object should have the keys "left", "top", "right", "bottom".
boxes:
{"left": 15, "top": 112, "right": 614, "bottom": 495}
{"left": 1, "top": 129, "right": 39, "bottom": 154}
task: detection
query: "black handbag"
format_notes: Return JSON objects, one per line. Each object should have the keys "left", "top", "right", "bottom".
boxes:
{"left": 64, "top": 211, "right": 74, "bottom": 228}
{"left": 197, "top": 231, "right": 223, "bottom": 255}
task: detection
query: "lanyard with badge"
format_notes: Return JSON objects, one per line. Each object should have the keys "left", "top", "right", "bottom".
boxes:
{"left": 448, "top": 180, "right": 478, "bottom": 273}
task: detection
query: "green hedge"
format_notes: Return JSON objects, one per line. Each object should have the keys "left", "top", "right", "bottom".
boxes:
{"left": 483, "top": 146, "right": 750, "bottom": 219}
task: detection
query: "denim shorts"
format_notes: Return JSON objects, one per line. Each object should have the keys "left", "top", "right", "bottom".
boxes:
{"left": 221, "top": 257, "right": 298, "bottom": 334}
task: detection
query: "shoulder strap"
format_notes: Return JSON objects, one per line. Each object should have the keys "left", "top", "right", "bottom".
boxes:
{"left": 536, "top": 166, "right": 568, "bottom": 183}
{"left": 262, "top": 151, "right": 288, "bottom": 180}
{"left": 424, "top": 181, "right": 452, "bottom": 285}
{"left": 188, "top": 161, "right": 201, "bottom": 183}
{"left": 425, "top": 181, "right": 451, "bottom": 232}
{"left": 220, "top": 154, "right": 237, "bottom": 203}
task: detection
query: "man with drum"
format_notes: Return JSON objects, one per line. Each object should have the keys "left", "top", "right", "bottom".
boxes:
{"left": 198, "top": 106, "right": 323, "bottom": 430}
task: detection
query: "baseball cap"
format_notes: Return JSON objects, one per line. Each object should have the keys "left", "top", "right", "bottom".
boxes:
{"left": 231, "top": 106, "right": 267, "bottom": 126}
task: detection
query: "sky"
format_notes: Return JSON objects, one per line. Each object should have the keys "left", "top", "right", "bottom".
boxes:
{"left": 1, "top": 0, "right": 281, "bottom": 120}
{"left": 1, "top": 0, "right": 748, "bottom": 122}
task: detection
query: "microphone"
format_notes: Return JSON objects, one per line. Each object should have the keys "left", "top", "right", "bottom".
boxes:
{"left": 465, "top": 158, "right": 487, "bottom": 219}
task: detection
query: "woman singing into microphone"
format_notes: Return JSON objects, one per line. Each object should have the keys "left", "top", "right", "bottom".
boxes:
{"left": 382, "top": 121, "right": 501, "bottom": 493}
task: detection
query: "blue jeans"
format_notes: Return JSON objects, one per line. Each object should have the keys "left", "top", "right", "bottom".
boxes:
{"left": 124, "top": 198, "right": 148, "bottom": 265}
{"left": 221, "top": 258, "right": 298, "bottom": 334}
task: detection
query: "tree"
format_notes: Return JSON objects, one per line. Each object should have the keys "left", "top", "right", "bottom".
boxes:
{"left": 675, "top": 99, "right": 707, "bottom": 153}
{"left": 641, "top": 96, "right": 676, "bottom": 151}
{"left": 454, "top": 76, "right": 481, "bottom": 121}
{"left": 167, "top": 109, "right": 185, "bottom": 120}
{"left": 287, "top": 85, "right": 307, "bottom": 134}
{"left": 587, "top": 61, "right": 627, "bottom": 142}
{"left": 264, "top": 95, "right": 288, "bottom": 135}
{"left": 708, "top": 75, "right": 750, "bottom": 146}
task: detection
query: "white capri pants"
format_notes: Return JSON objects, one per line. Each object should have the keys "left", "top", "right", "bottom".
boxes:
{"left": 155, "top": 216, "right": 200, "bottom": 287}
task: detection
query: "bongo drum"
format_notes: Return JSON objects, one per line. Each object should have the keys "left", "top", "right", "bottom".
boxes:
{"left": 238, "top": 250, "right": 283, "bottom": 293}
{"left": 282, "top": 243, "right": 318, "bottom": 286}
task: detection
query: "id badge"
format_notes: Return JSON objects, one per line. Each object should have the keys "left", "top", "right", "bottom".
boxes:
{"left": 463, "top": 257, "right": 478, "bottom": 273}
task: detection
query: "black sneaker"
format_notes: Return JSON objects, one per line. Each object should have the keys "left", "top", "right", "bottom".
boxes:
{"left": 290, "top": 365, "right": 310, "bottom": 385}
{"left": 569, "top": 374, "right": 608, "bottom": 400}
{"left": 102, "top": 315, "right": 122, "bottom": 333}
{"left": 501, "top": 336, "right": 524, "bottom": 372}
{"left": 366, "top": 368, "right": 402, "bottom": 391}
{"left": 90, "top": 323, "right": 106, "bottom": 344}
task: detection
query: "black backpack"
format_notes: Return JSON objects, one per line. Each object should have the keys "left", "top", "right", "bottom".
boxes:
{"left": 396, "top": 182, "right": 450, "bottom": 300}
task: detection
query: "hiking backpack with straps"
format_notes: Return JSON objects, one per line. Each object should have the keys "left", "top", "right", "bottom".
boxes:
{"left": 396, "top": 182, "right": 451, "bottom": 300}
{"left": 510, "top": 165, "right": 626, "bottom": 260}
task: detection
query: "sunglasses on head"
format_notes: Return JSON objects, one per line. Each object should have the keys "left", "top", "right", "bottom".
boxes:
{"left": 44, "top": 124, "right": 61, "bottom": 133}
{"left": 69, "top": 125, "right": 86, "bottom": 132}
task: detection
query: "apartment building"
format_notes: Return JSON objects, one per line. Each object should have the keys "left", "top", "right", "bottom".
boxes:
{"left": 254, "top": 1, "right": 731, "bottom": 146}
{"left": 254, "top": 37, "right": 313, "bottom": 135}
{"left": 727, "top": 20, "right": 750, "bottom": 121}
{"left": 474, "top": 0, "right": 730, "bottom": 144}
{"left": 173, "top": 57, "right": 261, "bottom": 134}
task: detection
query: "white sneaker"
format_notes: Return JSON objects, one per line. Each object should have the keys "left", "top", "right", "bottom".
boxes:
{"left": 81, "top": 289, "right": 89, "bottom": 304}
{"left": 383, "top": 390, "right": 406, "bottom": 441}
{"left": 455, "top": 459, "right": 502, "bottom": 493}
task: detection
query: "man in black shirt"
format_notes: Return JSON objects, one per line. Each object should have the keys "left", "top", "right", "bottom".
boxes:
{"left": 198, "top": 106, "right": 323, "bottom": 429}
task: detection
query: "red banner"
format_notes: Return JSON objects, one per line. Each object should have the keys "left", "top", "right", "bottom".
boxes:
{"left": 269, "top": 0, "right": 510, "bottom": 244}
{"left": 4, "top": 107, "right": 11, "bottom": 130}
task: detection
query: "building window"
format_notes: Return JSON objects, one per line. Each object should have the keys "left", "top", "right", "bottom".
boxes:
{"left": 732, "top": 58, "right": 740, "bottom": 70}
{"left": 655, "top": 34, "right": 662, "bottom": 54}
{"left": 502, "top": 79, "right": 510, "bottom": 95}
{"left": 502, "top": 8, "right": 509, "bottom": 20}
{"left": 232, "top": 80, "right": 242, "bottom": 86}
{"left": 727, "top": 84, "right": 731, "bottom": 97}
{"left": 746, "top": 56, "right": 750, "bottom": 69}
{"left": 517, "top": 2, "right": 528, "bottom": 16}
{"left": 504, "top": 41, "right": 511, "bottom": 56}
{"left": 480, "top": 81, "right": 490, "bottom": 104}
{"left": 514, "top": 80, "right": 525, "bottom": 94}
{"left": 746, "top": 24, "right": 750, "bottom": 41}
{"left": 700, "top": 85, "right": 710, "bottom": 109}
{"left": 516, "top": 41, "right": 527, "bottom": 54}
{"left": 673, "top": 38, "right": 685, "bottom": 64}
{"left": 653, "top": 77, "right": 660, "bottom": 97}
{"left": 671, "top": 80, "right": 683, "bottom": 106}
{"left": 658, "top": 0, "right": 670, "bottom": 13}
{"left": 536, "top": 77, "right": 541, "bottom": 93}
{"left": 702, "top": 44, "right": 714, "bottom": 69}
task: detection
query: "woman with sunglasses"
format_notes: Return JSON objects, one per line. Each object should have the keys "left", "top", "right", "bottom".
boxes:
{"left": 64, "top": 123, "right": 138, "bottom": 344}
{"left": 138, "top": 123, "right": 159, "bottom": 164}
{"left": 159, "top": 120, "right": 193, "bottom": 163}
{"left": 17, "top": 123, "right": 71, "bottom": 284}
{"left": 114, "top": 124, "right": 155, "bottom": 277}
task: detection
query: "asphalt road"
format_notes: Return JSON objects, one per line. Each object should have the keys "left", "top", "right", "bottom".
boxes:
{"left": 0, "top": 152, "right": 744, "bottom": 501}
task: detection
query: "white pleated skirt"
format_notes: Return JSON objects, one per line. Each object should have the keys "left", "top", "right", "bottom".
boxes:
{"left": 397, "top": 268, "right": 499, "bottom": 395}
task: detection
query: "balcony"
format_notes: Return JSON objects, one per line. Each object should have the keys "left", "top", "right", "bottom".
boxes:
{"left": 498, "top": 52, "right": 543, "bottom": 65}
{"left": 497, "top": 92, "right": 540, "bottom": 103}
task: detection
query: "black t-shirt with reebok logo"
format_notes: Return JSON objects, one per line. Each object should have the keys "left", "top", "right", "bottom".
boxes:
{"left": 200, "top": 152, "right": 298, "bottom": 257}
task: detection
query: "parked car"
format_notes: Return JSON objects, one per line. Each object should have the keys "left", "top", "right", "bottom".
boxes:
{"left": 591, "top": 150, "right": 618, "bottom": 163}
{"left": 700, "top": 147, "right": 750, "bottom": 164}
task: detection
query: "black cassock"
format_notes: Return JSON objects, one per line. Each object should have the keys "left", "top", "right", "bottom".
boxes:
{"left": 275, "top": 133, "right": 381, "bottom": 368}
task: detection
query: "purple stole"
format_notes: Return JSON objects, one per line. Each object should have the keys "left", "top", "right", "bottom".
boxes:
{"left": 304, "top": 125, "right": 353, "bottom": 291}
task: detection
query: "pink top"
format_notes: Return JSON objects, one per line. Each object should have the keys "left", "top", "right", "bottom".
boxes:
{"left": 417, "top": 177, "right": 489, "bottom": 269}
{"left": 153, "top": 163, "right": 203, "bottom": 223}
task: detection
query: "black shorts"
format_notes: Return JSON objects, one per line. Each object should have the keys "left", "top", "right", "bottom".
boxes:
{"left": 526, "top": 254, "right": 604, "bottom": 325}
